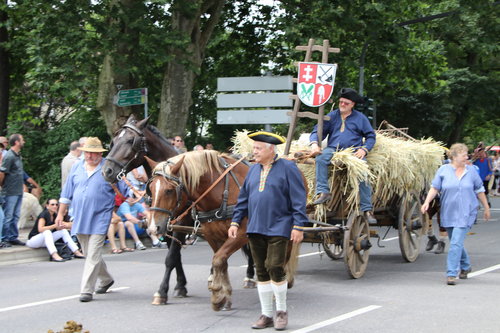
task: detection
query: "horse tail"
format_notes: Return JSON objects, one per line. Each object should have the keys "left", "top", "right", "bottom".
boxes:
{"left": 285, "top": 241, "right": 301, "bottom": 288}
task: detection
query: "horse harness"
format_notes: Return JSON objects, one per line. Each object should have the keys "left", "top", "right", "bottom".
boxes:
{"left": 106, "top": 122, "right": 148, "bottom": 182}
{"left": 148, "top": 155, "right": 246, "bottom": 235}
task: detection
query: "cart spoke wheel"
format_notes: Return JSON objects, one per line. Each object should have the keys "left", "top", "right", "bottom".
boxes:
{"left": 398, "top": 191, "right": 426, "bottom": 262}
{"left": 322, "top": 231, "right": 344, "bottom": 260}
{"left": 344, "top": 212, "right": 370, "bottom": 279}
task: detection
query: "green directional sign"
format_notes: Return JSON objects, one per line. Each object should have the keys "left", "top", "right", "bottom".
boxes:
{"left": 114, "top": 88, "right": 148, "bottom": 107}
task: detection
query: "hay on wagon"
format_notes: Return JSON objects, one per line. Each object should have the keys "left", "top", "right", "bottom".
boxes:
{"left": 231, "top": 128, "right": 445, "bottom": 222}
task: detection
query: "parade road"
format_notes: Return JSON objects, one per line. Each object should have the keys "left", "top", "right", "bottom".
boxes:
{"left": 1, "top": 197, "right": 499, "bottom": 333}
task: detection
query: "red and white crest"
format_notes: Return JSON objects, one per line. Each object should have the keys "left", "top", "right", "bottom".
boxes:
{"left": 297, "top": 62, "right": 337, "bottom": 107}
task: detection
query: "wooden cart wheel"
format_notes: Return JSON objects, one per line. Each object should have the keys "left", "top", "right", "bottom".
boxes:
{"left": 322, "top": 231, "right": 344, "bottom": 260}
{"left": 344, "top": 212, "right": 371, "bottom": 278}
{"left": 398, "top": 191, "right": 426, "bottom": 262}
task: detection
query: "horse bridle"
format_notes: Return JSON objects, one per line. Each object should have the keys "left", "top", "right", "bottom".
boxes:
{"left": 146, "top": 161, "right": 190, "bottom": 227}
{"left": 106, "top": 122, "right": 149, "bottom": 181}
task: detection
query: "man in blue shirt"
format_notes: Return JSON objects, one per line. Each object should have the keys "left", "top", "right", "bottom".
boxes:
{"left": 229, "top": 131, "right": 307, "bottom": 331}
{"left": 309, "top": 88, "right": 377, "bottom": 224}
{"left": 56, "top": 137, "right": 128, "bottom": 302}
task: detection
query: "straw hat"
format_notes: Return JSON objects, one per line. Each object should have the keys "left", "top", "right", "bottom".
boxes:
{"left": 79, "top": 137, "right": 108, "bottom": 153}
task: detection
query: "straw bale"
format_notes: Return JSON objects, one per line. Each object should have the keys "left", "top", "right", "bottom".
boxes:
{"left": 231, "top": 130, "right": 445, "bottom": 222}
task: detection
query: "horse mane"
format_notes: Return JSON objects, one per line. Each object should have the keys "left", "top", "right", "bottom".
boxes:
{"left": 146, "top": 124, "right": 173, "bottom": 147}
{"left": 153, "top": 150, "right": 225, "bottom": 194}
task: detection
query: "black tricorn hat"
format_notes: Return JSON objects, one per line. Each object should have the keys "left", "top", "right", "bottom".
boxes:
{"left": 339, "top": 88, "right": 364, "bottom": 104}
{"left": 248, "top": 131, "right": 286, "bottom": 145}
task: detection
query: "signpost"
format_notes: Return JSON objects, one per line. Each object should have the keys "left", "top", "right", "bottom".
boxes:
{"left": 113, "top": 88, "right": 149, "bottom": 118}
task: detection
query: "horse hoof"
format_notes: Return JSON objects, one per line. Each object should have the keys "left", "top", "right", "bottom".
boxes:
{"left": 221, "top": 301, "right": 232, "bottom": 311}
{"left": 173, "top": 287, "right": 188, "bottom": 298}
{"left": 243, "top": 278, "right": 256, "bottom": 289}
{"left": 152, "top": 295, "right": 168, "bottom": 305}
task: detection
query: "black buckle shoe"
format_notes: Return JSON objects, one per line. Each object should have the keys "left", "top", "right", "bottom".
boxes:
{"left": 434, "top": 241, "right": 445, "bottom": 254}
{"left": 426, "top": 236, "right": 438, "bottom": 251}
{"left": 313, "top": 193, "right": 332, "bottom": 205}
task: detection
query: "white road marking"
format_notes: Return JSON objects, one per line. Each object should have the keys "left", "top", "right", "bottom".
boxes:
{"left": 468, "top": 264, "right": 500, "bottom": 278}
{"left": 291, "top": 305, "right": 382, "bottom": 333}
{"left": 298, "top": 251, "right": 324, "bottom": 258}
{"left": 0, "top": 287, "right": 130, "bottom": 313}
{"left": 381, "top": 236, "right": 398, "bottom": 242}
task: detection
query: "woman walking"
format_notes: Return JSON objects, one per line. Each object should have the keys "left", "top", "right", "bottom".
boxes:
{"left": 421, "top": 143, "right": 490, "bottom": 285}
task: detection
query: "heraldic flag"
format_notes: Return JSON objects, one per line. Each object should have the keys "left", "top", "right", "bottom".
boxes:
{"left": 297, "top": 62, "right": 337, "bottom": 107}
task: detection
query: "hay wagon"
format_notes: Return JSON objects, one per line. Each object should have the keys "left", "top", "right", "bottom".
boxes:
{"left": 234, "top": 122, "right": 445, "bottom": 279}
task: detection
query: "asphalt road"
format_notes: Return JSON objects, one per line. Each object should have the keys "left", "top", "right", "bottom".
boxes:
{"left": 1, "top": 197, "right": 499, "bottom": 333}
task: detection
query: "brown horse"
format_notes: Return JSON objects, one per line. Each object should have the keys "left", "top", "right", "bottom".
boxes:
{"left": 146, "top": 150, "right": 300, "bottom": 311}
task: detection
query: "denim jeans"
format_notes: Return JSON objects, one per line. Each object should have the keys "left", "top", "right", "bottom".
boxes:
{"left": 445, "top": 227, "right": 471, "bottom": 277}
{"left": 0, "top": 204, "right": 4, "bottom": 241}
{"left": 315, "top": 147, "right": 373, "bottom": 211}
{"left": 2, "top": 195, "right": 23, "bottom": 242}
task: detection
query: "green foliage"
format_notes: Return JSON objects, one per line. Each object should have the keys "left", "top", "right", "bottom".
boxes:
{"left": 7, "top": 109, "right": 108, "bottom": 201}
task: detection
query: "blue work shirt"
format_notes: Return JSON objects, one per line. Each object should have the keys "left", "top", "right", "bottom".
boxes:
{"left": 117, "top": 201, "right": 145, "bottom": 221}
{"left": 431, "top": 164, "right": 485, "bottom": 228}
{"left": 232, "top": 158, "right": 308, "bottom": 238}
{"left": 60, "top": 158, "right": 129, "bottom": 235}
{"left": 309, "top": 109, "right": 376, "bottom": 152}
{"left": 473, "top": 158, "right": 492, "bottom": 181}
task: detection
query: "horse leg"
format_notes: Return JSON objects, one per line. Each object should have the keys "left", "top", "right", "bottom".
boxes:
{"left": 242, "top": 243, "right": 256, "bottom": 289}
{"left": 209, "top": 235, "right": 246, "bottom": 311}
{"left": 152, "top": 234, "right": 186, "bottom": 305}
{"left": 172, "top": 232, "right": 188, "bottom": 298}
{"left": 208, "top": 266, "right": 214, "bottom": 291}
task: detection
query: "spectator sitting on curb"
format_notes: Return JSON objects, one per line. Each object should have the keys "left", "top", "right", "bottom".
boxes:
{"left": 26, "top": 198, "right": 84, "bottom": 262}
{"left": 107, "top": 211, "right": 133, "bottom": 254}
{"left": 116, "top": 193, "right": 167, "bottom": 250}
{"left": 18, "top": 184, "right": 43, "bottom": 230}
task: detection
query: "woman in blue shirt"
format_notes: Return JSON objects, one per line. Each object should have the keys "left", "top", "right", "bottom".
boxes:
{"left": 421, "top": 143, "right": 490, "bottom": 285}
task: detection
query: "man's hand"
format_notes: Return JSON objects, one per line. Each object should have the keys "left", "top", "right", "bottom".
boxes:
{"left": 354, "top": 148, "right": 367, "bottom": 159}
{"left": 310, "top": 143, "right": 321, "bottom": 157}
{"left": 228, "top": 225, "right": 239, "bottom": 238}
{"left": 290, "top": 229, "right": 303, "bottom": 244}
{"left": 55, "top": 214, "right": 64, "bottom": 228}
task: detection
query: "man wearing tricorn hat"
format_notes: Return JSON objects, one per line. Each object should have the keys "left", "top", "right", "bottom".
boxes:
{"left": 56, "top": 137, "right": 128, "bottom": 302}
{"left": 229, "top": 131, "right": 308, "bottom": 330}
{"left": 309, "top": 88, "right": 377, "bottom": 224}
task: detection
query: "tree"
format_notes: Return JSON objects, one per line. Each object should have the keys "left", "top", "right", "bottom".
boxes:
{"left": 0, "top": 0, "right": 9, "bottom": 134}
{"left": 157, "top": 0, "right": 226, "bottom": 138}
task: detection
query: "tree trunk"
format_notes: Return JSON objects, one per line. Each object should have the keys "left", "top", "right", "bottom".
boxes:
{"left": 157, "top": 0, "right": 225, "bottom": 137}
{"left": 96, "top": 0, "right": 139, "bottom": 136}
{"left": 0, "top": 1, "right": 9, "bottom": 134}
{"left": 447, "top": 106, "right": 468, "bottom": 146}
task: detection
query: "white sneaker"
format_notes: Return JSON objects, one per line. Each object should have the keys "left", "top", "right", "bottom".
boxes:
{"left": 135, "top": 242, "right": 146, "bottom": 250}
{"left": 152, "top": 242, "right": 167, "bottom": 249}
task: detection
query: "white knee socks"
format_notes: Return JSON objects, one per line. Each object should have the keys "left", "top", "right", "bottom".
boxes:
{"left": 271, "top": 281, "right": 288, "bottom": 312}
{"left": 257, "top": 282, "right": 274, "bottom": 317}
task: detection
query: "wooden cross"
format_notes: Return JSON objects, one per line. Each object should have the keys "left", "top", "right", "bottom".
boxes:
{"left": 284, "top": 39, "right": 340, "bottom": 155}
